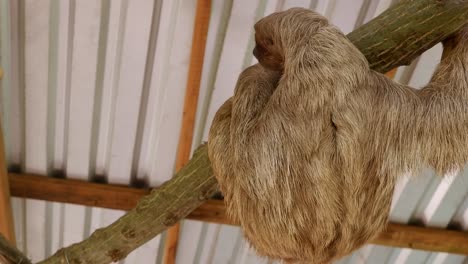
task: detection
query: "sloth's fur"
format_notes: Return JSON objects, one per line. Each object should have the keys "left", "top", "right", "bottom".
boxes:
{"left": 208, "top": 8, "right": 468, "bottom": 264}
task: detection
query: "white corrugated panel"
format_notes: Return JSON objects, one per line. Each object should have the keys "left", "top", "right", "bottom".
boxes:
{"left": 0, "top": 0, "right": 466, "bottom": 263}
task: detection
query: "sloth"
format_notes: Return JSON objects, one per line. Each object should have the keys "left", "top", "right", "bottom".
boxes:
{"left": 208, "top": 8, "right": 468, "bottom": 264}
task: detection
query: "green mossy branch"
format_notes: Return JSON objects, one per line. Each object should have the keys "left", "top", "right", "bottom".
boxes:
{"left": 348, "top": 0, "right": 468, "bottom": 72}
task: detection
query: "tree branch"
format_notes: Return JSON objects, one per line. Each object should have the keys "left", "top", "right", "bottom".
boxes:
{"left": 38, "top": 145, "right": 217, "bottom": 264}
{"left": 347, "top": 0, "right": 468, "bottom": 72}
{"left": 0, "top": 234, "right": 31, "bottom": 264}
{"left": 22, "top": 1, "right": 468, "bottom": 263}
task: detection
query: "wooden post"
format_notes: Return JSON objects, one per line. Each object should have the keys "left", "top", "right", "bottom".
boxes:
{"left": 162, "top": 0, "right": 211, "bottom": 263}
{"left": 0, "top": 67, "right": 16, "bottom": 244}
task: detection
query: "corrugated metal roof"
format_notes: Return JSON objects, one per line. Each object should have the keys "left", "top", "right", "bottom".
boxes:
{"left": 0, "top": 0, "right": 466, "bottom": 263}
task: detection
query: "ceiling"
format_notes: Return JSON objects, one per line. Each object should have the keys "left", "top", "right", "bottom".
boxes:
{"left": 0, "top": 0, "right": 466, "bottom": 263}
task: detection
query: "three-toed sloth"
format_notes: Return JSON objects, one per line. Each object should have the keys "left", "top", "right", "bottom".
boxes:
{"left": 208, "top": 8, "right": 468, "bottom": 264}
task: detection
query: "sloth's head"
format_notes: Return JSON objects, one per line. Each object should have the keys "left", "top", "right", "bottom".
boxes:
{"left": 253, "top": 8, "right": 329, "bottom": 71}
{"left": 253, "top": 8, "right": 369, "bottom": 77}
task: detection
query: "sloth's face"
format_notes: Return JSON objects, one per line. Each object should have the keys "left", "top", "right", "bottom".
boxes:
{"left": 253, "top": 25, "right": 284, "bottom": 72}
{"left": 253, "top": 8, "right": 327, "bottom": 72}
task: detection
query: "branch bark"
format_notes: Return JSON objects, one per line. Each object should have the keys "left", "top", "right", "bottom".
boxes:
{"left": 0, "top": 234, "right": 31, "bottom": 264}
{"left": 347, "top": 0, "right": 468, "bottom": 73}
{"left": 38, "top": 145, "right": 217, "bottom": 264}
{"left": 25, "top": 1, "right": 468, "bottom": 263}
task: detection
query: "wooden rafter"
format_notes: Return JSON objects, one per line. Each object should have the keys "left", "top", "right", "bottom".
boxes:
{"left": 8, "top": 173, "right": 468, "bottom": 255}
{"left": 163, "top": 0, "right": 212, "bottom": 263}
{"left": 385, "top": 68, "right": 398, "bottom": 79}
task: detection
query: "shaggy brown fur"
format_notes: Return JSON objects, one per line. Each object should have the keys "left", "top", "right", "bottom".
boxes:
{"left": 208, "top": 8, "right": 468, "bottom": 264}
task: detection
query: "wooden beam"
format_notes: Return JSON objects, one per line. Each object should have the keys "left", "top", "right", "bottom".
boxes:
{"left": 9, "top": 173, "right": 148, "bottom": 211}
{"left": 0, "top": 67, "right": 16, "bottom": 244}
{"left": 385, "top": 68, "right": 398, "bottom": 79}
{"left": 373, "top": 224, "right": 468, "bottom": 255}
{"left": 8, "top": 173, "right": 468, "bottom": 255}
{"left": 163, "top": 1, "right": 211, "bottom": 263}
